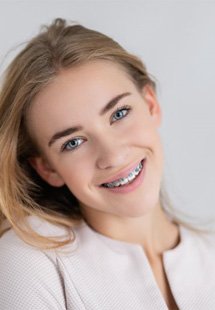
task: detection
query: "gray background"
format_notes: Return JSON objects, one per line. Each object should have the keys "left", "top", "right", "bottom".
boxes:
{"left": 0, "top": 0, "right": 214, "bottom": 227}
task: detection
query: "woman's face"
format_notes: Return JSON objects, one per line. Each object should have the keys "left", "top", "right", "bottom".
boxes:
{"left": 27, "top": 60, "right": 164, "bottom": 221}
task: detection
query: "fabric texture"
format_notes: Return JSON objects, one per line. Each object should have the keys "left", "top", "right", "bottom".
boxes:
{"left": 0, "top": 215, "right": 214, "bottom": 310}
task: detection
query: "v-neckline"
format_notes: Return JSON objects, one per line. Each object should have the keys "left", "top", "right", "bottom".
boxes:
{"left": 80, "top": 221, "right": 187, "bottom": 309}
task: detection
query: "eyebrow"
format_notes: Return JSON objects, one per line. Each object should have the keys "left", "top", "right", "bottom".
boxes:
{"left": 48, "top": 92, "right": 131, "bottom": 147}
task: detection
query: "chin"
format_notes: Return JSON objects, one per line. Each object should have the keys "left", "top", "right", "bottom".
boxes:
{"left": 115, "top": 198, "right": 159, "bottom": 218}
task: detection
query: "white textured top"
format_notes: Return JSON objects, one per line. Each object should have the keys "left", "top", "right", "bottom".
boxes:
{"left": 0, "top": 215, "right": 215, "bottom": 310}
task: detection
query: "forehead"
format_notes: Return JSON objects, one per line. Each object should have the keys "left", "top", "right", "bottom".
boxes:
{"left": 29, "top": 60, "right": 138, "bottom": 117}
{"left": 33, "top": 60, "right": 136, "bottom": 106}
{"left": 27, "top": 60, "right": 139, "bottom": 144}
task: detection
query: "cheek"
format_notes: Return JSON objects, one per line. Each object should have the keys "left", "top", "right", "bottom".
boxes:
{"left": 57, "top": 157, "right": 93, "bottom": 193}
{"left": 125, "top": 115, "right": 158, "bottom": 145}
{"left": 128, "top": 116, "right": 164, "bottom": 165}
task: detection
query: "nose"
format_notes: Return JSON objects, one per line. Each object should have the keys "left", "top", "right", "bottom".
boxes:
{"left": 95, "top": 136, "right": 129, "bottom": 170}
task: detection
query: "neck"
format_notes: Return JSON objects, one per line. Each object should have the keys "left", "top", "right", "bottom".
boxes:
{"left": 81, "top": 202, "right": 180, "bottom": 262}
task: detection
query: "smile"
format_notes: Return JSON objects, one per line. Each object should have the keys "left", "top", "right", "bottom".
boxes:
{"left": 102, "top": 160, "right": 144, "bottom": 188}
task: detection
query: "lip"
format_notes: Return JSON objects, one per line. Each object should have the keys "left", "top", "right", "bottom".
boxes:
{"left": 101, "top": 159, "right": 146, "bottom": 194}
{"left": 100, "top": 158, "right": 145, "bottom": 186}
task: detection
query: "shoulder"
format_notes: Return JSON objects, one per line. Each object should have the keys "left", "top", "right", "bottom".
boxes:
{"left": 182, "top": 225, "right": 215, "bottom": 248}
{"left": 0, "top": 215, "right": 70, "bottom": 259}
{"left": 0, "top": 227, "right": 57, "bottom": 288}
{"left": 194, "top": 228, "right": 215, "bottom": 258}
{"left": 177, "top": 224, "right": 215, "bottom": 265}
{"left": 0, "top": 215, "right": 82, "bottom": 264}
{"left": 164, "top": 224, "right": 215, "bottom": 265}
{"left": 0, "top": 216, "right": 78, "bottom": 309}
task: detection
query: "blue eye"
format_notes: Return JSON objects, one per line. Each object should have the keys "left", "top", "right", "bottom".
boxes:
{"left": 62, "top": 137, "right": 84, "bottom": 152}
{"left": 111, "top": 105, "right": 131, "bottom": 123}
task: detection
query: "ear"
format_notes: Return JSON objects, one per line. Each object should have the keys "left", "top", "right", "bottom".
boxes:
{"left": 141, "top": 85, "right": 162, "bottom": 127}
{"left": 29, "top": 156, "right": 65, "bottom": 187}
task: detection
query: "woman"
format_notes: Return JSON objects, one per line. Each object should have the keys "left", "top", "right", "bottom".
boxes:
{"left": 0, "top": 18, "right": 214, "bottom": 310}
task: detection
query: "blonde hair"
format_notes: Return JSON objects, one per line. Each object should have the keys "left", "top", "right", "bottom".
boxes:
{"left": 0, "top": 18, "right": 212, "bottom": 250}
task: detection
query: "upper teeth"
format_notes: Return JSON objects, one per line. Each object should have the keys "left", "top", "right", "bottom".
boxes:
{"left": 103, "top": 161, "right": 143, "bottom": 188}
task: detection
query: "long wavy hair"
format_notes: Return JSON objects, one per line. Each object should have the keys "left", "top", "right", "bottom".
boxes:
{"left": 0, "top": 18, "right": 212, "bottom": 250}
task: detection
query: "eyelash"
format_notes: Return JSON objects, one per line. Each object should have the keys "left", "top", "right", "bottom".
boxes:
{"left": 61, "top": 105, "right": 132, "bottom": 152}
{"left": 110, "top": 105, "right": 131, "bottom": 124}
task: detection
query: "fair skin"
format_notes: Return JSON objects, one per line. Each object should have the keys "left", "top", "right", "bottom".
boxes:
{"left": 27, "top": 60, "right": 180, "bottom": 308}
{"left": 27, "top": 60, "right": 179, "bottom": 259}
